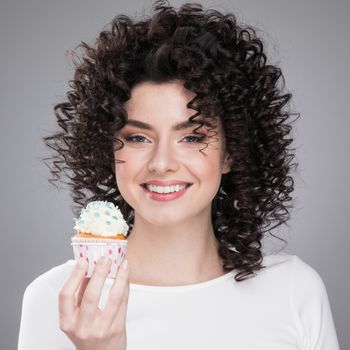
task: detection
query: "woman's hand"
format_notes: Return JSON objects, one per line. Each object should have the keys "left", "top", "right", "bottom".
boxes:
{"left": 58, "top": 256, "right": 130, "bottom": 350}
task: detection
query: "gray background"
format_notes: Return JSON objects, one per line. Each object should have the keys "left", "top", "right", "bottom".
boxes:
{"left": 1, "top": 0, "right": 349, "bottom": 349}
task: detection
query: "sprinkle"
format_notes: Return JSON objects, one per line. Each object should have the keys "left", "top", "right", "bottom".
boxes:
{"left": 105, "top": 210, "right": 110, "bottom": 215}
{"left": 106, "top": 221, "right": 111, "bottom": 225}
{"left": 112, "top": 216, "right": 118, "bottom": 220}
{"left": 94, "top": 212, "right": 100, "bottom": 217}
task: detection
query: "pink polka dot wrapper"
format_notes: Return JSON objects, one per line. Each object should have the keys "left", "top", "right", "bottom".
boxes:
{"left": 71, "top": 237, "right": 127, "bottom": 278}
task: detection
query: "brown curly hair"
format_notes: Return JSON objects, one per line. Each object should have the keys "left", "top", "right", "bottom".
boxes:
{"left": 43, "top": 0, "right": 299, "bottom": 282}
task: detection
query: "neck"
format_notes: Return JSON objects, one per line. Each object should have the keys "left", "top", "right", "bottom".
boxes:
{"left": 124, "top": 214, "right": 226, "bottom": 286}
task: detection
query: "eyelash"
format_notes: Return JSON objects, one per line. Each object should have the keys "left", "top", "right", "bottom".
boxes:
{"left": 124, "top": 134, "right": 206, "bottom": 144}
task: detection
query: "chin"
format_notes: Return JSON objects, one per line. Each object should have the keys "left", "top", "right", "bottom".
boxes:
{"left": 137, "top": 211, "right": 190, "bottom": 227}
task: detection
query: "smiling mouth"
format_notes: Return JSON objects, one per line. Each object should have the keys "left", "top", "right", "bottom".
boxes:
{"left": 141, "top": 183, "right": 192, "bottom": 193}
{"left": 140, "top": 183, "right": 192, "bottom": 201}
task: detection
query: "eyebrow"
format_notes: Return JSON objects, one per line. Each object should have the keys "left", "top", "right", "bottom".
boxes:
{"left": 124, "top": 119, "right": 211, "bottom": 131}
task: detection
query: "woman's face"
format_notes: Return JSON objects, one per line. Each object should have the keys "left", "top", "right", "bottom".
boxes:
{"left": 113, "top": 80, "right": 231, "bottom": 227}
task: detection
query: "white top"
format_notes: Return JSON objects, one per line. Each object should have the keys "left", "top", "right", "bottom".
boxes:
{"left": 18, "top": 253, "right": 340, "bottom": 350}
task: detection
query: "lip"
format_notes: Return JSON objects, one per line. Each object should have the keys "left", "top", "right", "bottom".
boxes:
{"left": 141, "top": 183, "right": 192, "bottom": 202}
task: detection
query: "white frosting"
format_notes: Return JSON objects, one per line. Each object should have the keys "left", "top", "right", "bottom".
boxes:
{"left": 73, "top": 201, "right": 129, "bottom": 237}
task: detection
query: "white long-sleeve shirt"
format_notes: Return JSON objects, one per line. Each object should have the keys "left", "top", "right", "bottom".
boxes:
{"left": 18, "top": 253, "right": 340, "bottom": 350}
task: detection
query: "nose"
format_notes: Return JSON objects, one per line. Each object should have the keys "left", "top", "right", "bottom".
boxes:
{"left": 147, "top": 139, "right": 179, "bottom": 174}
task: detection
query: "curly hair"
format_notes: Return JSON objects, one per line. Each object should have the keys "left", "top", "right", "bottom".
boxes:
{"left": 43, "top": 0, "right": 299, "bottom": 282}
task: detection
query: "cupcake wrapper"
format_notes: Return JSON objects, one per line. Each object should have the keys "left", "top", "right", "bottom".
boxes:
{"left": 71, "top": 237, "right": 128, "bottom": 279}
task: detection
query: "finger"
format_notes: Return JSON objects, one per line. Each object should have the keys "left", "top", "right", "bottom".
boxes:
{"left": 59, "top": 258, "right": 88, "bottom": 319}
{"left": 75, "top": 277, "right": 90, "bottom": 307}
{"left": 78, "top": 256, "right": 112, "bottom": 326}
{"left": 98, "top": 260, "right": 130, "bottom": 330}
{"left": 109, "top": 282, "right": 130, "bottom": 334}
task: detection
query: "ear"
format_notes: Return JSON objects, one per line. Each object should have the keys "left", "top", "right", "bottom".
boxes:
{"left": 221, "top": 151, "right": 232, "bottom": 174}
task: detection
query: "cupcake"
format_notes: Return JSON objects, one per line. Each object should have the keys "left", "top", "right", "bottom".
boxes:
{"left": 71, "top": 200, "right": 129, "bottom": 278}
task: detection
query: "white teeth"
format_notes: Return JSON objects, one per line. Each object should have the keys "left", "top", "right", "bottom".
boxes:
{"left": 146, "top": 184, "right": 187, "bottom": 194}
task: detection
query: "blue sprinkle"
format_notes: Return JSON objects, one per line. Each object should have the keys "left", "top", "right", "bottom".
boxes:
{"left": 94, "top": 212, "right": 100, "bottom": 217}
{"left": 106, "top": 221, "right": 111, "bottom": 225}
{"left": 105, "top": 210, "right": 110, "bottom": 215}
{"left": 112, "top": 215, "right": 118, "bottom": 220}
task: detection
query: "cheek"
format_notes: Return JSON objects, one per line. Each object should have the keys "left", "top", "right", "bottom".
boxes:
{"left": 113, "top": 161, "right": 138, "bottom": 207}
{"left": 189, "top": 154, "right": 224, "bottom": 196}
{"left": 190, "top": 149, "right": 223, "bottom": 175}
{"left": 113, "top": 151, "right": 139, "bottom": 191}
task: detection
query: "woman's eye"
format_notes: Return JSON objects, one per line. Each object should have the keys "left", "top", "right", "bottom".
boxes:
{"left": 125, "top": 135, "right": 148, "bottom": 143}
{"left": 123, "top": 134, "right": 206, "bottom": 144}
{"left": 182, "top": 134, "right": 206, "bottom": 143}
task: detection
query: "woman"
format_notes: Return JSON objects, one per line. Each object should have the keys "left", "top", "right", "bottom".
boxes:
{"left": 18, "top": 1, "right": 340, "bottom": 349}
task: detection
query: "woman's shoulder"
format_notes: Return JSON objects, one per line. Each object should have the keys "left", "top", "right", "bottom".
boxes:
{"left": 259, "top": 252, "right": 326, "bottom": 290}
{"left": 24, "top": 259, "right": 76, "bottom": 296}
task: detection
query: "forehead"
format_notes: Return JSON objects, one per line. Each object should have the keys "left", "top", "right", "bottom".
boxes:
{"left": 124, "top": 81, "right": 194, "bottom": 114}
{"left": 123, "top": 81, "right": 222, "bottom": 130}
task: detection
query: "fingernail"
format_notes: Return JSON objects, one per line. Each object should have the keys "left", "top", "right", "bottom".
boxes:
{"left": 122, "top": 259, "right": 128, "bottom": 270}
